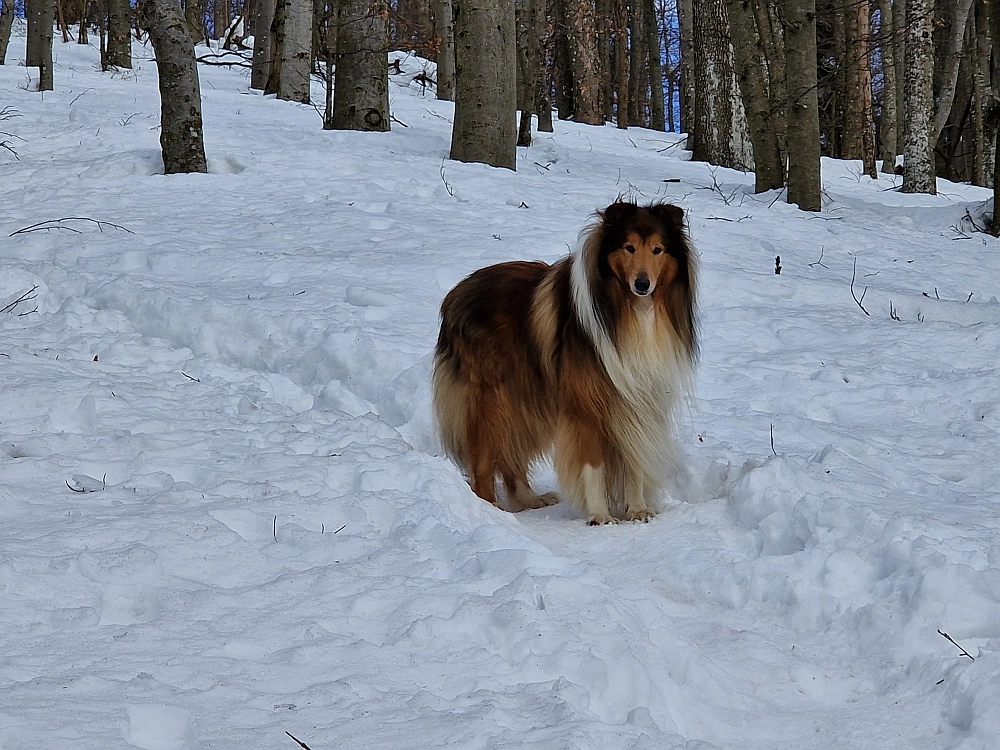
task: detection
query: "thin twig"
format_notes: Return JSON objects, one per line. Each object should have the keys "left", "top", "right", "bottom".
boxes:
{"left": 1, "top": 285, "right": 39, "bottom": 314}
{"left": 770, "top": 424, "right": 777, "bottom": 456}
{"left": 937, "top": 629, "right": 975, "bottom": 660}
{"left": 850, "top": 257, "right": 870, "bottom": 316}
{"left": 10, "top": 217, "right": 134, "bottom": 237}
{"left": 285, "top": 732, "right": 314, "bottom": 750}
{"left": 808, "top": 247, "right": 829, "bottom": 269}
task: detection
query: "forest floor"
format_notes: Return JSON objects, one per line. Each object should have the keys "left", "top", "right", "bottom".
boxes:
{"left": 2, "top": 28, "right": 1000, "bottom": 750}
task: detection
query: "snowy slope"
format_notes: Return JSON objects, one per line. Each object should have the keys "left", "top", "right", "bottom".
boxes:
{"left": 2, "top": 32, "right": 1000, "bottom": 750}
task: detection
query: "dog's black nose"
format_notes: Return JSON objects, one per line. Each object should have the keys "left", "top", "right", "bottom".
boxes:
{"left": 633, "top": 276, "right": 651, "bottom": 295}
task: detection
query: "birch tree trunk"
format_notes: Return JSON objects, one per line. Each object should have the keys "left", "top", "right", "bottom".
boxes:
{"left": 107, "top": 0, "right": 132, "bottom": 67}
{"left": 435, "top": 0, "right": 456, "bottom": 100}
{"left": 565, "top": 0, "right": 602, "bottom": 124}
{"left": 726, "top": 0, "right": 782, "bottom": 191}
{"left": 784, "top": 0, "right": 821, "bottom": 210}
{"left": 332, "top": 0, "right": 389, "bottom": 130}
{"left": 878, "top": 0, "right": 898, "bottom": 172}
{"left": 27, "top": 0, "right": 55, "bottom": 91}
{"left": 0, "top": 0, "right": 15, "bottom": 64}
{"left": 692, "top": 0, "right": 753, "bottom": 170}
{"left": 450, "top": 0, "right": 516, "bottom": 168}
{"left": 140, "top": 0, "right": 208, "bottom": 173}
{"left": 932, "top": 0, "right": 974, "bottom": 143}
{"left": 900, "top": 0, "right": 936, "bottom": 194}
{"left": 251, "top": 0, "right": 275, "bottom": 88}
{"left": 275, "top": 0, "right": 310, "bottom": 102}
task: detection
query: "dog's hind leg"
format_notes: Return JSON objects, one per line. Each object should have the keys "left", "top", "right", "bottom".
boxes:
{"left": 622, "top": 469, "right": 656, "bottom": 523}
{"left": 502, "top": 472, "right": 558, "bottom": 511}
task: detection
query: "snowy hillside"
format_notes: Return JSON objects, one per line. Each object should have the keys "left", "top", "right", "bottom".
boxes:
{"left": 3, "top": 33, "right": 1000, "bottom": 750}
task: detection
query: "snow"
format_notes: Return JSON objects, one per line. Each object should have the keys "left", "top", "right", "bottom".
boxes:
{"left": 2, "top": 32, "right": 1000, "bottom": 750}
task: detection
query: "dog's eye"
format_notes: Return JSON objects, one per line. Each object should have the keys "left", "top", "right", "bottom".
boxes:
{"left": 625, "top": 245, "right": 635, "bottom": 254}
{"left": 653, "top": 247, "right": 663, "bottom": 255}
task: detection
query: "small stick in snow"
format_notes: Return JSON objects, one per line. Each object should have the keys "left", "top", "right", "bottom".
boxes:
{"left": 774, "top": 256, "right": 781, "bottom": 275}
{"left": 937, "top": 629, "right": 975, "bottom": 660}
{"left": 850, "top": 258, "right": 870, "bottom": 316}
{"left": 333, "top": 524, "right": 346, "bottom": 534}
{"left": 966, "top": 292, "right": 974, "bottom": 303}
{"left": 273, "top": 516, "right": 278, "bottom": 541}
{"left": 889, "top": 301, "right": 900, "bottom": 321}
{"left": 438, "top": 159, "right": 455, "bottom": 197}
{"left": 770, "top": 424, "right": 777, "bottom": 456}
{"left": 285, "top": 732, "right": 314, "bottom": 750}
{"left": 181, "top": 372, "right": 201, "bottom": 382}
{"left": 1, "top": 286, "right": 39, "bottom": 314}
{"left": 9, "top": 217, "right": 134, "bottom": 237}
{"left": 808, "top": 247, "right": 829, "bottom": 269}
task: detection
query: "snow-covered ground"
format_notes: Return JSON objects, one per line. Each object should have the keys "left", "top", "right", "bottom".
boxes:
{"left": 3, "top": 30, "right": 1000, "bottom": 750}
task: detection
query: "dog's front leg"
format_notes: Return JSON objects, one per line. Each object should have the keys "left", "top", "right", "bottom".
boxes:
{"left": 580, "top": 464, "right": 617, "bottom": 525}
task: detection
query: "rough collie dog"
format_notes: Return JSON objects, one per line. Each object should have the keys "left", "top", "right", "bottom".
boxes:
{"left": 432, "top": 201, "right": 696, "bottom": 524}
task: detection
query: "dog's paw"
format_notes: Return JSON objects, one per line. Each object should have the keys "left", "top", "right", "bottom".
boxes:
{"left": 517, "top": 491, "right": 560, "bottom": 510}
{"left": 624, "top": 508, "right": 657, "bottom": 523}
{"left": 587, "top": 514, "right": 619, "bottom": 526}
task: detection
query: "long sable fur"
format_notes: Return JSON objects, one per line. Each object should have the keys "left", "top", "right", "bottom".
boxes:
{"left": 433, "top": 201, "right": 697, "bottom": 522}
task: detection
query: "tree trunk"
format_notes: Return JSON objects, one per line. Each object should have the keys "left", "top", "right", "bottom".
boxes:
{"left": 784, "top": 0, "right": 822, "bottom": 210}
{"left": 57, "top": 0, "right": 70, "bottom": 42}
{"left": 264, "top": 0, "right": 284, "bottom": 93}
{"left": 552, "top": 0, "right": 574, "bottom": 118}
{"left": 76, "top": 0, "right": 89, "bottom": 44}
{"left": 854, "top": 0, "right": 876, "bottom": 176}
{"left": 932, "top": 0, "right": 974, "bottom": 143}
{"left": 894, "top": 0, "right": 905, "bottom": 151}
{"left": 185, "top": 0, "right": 204, "bottom": 44}
{"left": 628, "top": 0, "right": 647, "bottom": 126}
{"left": 0, "top": 0, "right": 15, "bottom": 64}
{"left": 565, "top": 0, "right": 602, "bottom": 124}
{"left": 27, "top": 0, "right": 55, "bottom": 91}
{"left": 878, "top": 0, "right": 898, "bottom": 172}
{"left": 274, "top": 0, "right": 310, "bottom": 102}
{"left": 677, "top": 0, "right": 695, "bottom": 137}
{"left": 450, "top": 0, "right": 516, "bottom": 168}
{"left": 214, "top": 0, "right": 229, "bottom": 38}
{"left": 692, "top": 0, "right": 753, "bottom": 169}
{"left": 901, "top": 0, "right": 936, "bottom": 193}
{"left": 251, "top": 0, "right": 275, "bottom": 88}
{"left": 536, "top": 0, "right": 554, "bottom": 132}
{"left": 140, "top": 0, "right": 208, "bottom": 174}
{"left": 435, "top": 0, "right": 456, "bottom": 99}
{"left": 841, "top": 0, "right": 866, "bottom": 160}
{"left": 597, "top": 0, "right": 612, "bottom": 119}
{"left": 516, "top": 0, "right": 539, "bottom": 145}
{"left": 614, "top": 0, "right": 629, "bottom": 127}
{"left": 332, "top": 0, "right": 389, "bottom": 130}
{"left": 107, "top": 0, "right": 132, "bottom": 67}
{"left": 646, "top": 0, "right": 664, "bottom": 130}
{"left": 726, "top": 0, "right": 782, "bottom": 191}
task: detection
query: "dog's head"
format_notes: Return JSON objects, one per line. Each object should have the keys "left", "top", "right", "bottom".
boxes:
{"left": 597, "top": 201, "right": 690, "bottom": 299}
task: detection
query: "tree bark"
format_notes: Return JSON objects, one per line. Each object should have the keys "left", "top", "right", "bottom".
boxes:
{"left": 932, "top": 0, "right": 974, "bottom": 143}
{"left": 516, "top": 0, "right": 539, "bottom": 145}
{"left": 185, "top": 0, "right": 205, "bottom": 44}
{"left": 878, "top": 0, "right": 898, "bottom": 172}
{"left": 27, "top": 0, "right": 55, "bottom": 91}
{"left": 565, "top": 0, "right": 602, "bottom": 124}
{"left": 140, "top": 0, "right": 208, "bottom": 174}
{"left": 450, "top": 0, "right": 516, "bottom": 168}
{"left": 251, "top": 0, "right": 275, "bottom": 88}
{"left": 894, "top": 0, "right": 905, "bottom": 151}
{"left": 677, "top": 0, "right": 695, "bottom": 137}
{"left": 726, "top": 0, "right": 782, "bottom": 190}
{"left": 434, "top": 0, "right": 456, "bottom": 99}
{"left": 274, "top": 0, "right": 310, "bottom": 102}
{"left": 552, "top": 0, "right": 574, "bottom": 119}
{"left": 0, "top": 0, "right": 15, "bottom": 64}
{"left": 646, "top": 0, "right": 665, "bottom": 130}
{"left": 107, "top": 0, "right": 132, "bottom": 67}
{"left": 692, "top": 0, "right": 753, "bottom": 169}
{"left": 614, "top": 0, "right": 629, "bottom": 127}
{"left": 536, "top": 0, "right": 554, "bottom": 132}
{"left": 628, "top": 0, "right": 647, "bottom": 126}
{"left": 214, "top": 0, "right": 230, "bottom": 38}
{"left": 784, "top": 0, "right": 822, "bottom": 210}
{"left": 332, "top": 0, "right": 389, "bottom": 130}
{"left": 597, "top": 0, "right": 612, "bottom": 119}
{"left": 900, "top": 0, "right": 936, "bottom": 193}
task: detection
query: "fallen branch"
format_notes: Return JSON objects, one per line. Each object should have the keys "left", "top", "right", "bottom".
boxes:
{"left": 10, "top": 217, "right": 134, "bottom": 237}
{"left": 285, "top": 732, "right": 314, "bottom": 750}
{"left": 1, "top": 285, "right": 39, "bottom": 314}
{"left": 850, "top": 257, "right": 870, "bottom": 316}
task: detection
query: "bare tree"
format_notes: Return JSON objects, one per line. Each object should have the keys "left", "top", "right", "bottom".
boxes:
{"left": 185, "top": 0, "right": 205, "bottom": 44}
{"left": 0, "top": 0, "right": 15, "bottom": 64}
{"left": 435, "top": 0, "right": 456, "bottom": 99}
{"left": 900, "top": 0, "right": 935, "bottom": 193}
{"left": 139, "top": 0, "right": 208, "bottom": 173}
{"left": 27, "top": 0, "right": 55, "bottom": 91}
{"left": 214, "top": 0, "right": 230, "bottom": 39}
{"left": 271, "top": 0, "right": 311, "bottom": 102}
{"left": 450, "top": 0, "right": 516, "bottom": 168}
{"left": 677, "top": 0, "right": 695, "bottom": 135}
{"left": 332, "top": 0, "right": 389, "bottom": 130}
{"left": 564, "top": 0, "right": 602, "bottom": 124}
{"left": 613, "top": 0, "right": 629, "bottom": 126}
{"left": 878, "top": 0, "right": 897, "bottom": 173}
{"left": 784, "top": 0, "right": 822, "bottom": 210}
{"left": 645, "top": 0, "right": 665, "bottom": 130}
{"left": 107, "top": 0, "right": 132, "bottom": 67}
{"left": 251, "top": 0, "right": 276, "bottom": 88}
{"left": 932, "top": 0, "right": 974, "bottom": 143}
{"left": 516, "top": 0, "right": 540, "bottom": 145}
{"left": 842, "top": 0, "right": 874, "bottom": 176}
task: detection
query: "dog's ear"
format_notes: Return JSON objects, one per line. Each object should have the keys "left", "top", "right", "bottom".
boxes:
{"left": 649, "top": 203, "right": 685, "bottom": 230}
{"left": 600, "top": 201, "right": 637, "bottom": 227}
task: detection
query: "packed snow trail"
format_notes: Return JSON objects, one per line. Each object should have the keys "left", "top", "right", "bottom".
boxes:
{"left": 2, "top": 33, "right": 1000, "bottom": 750}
